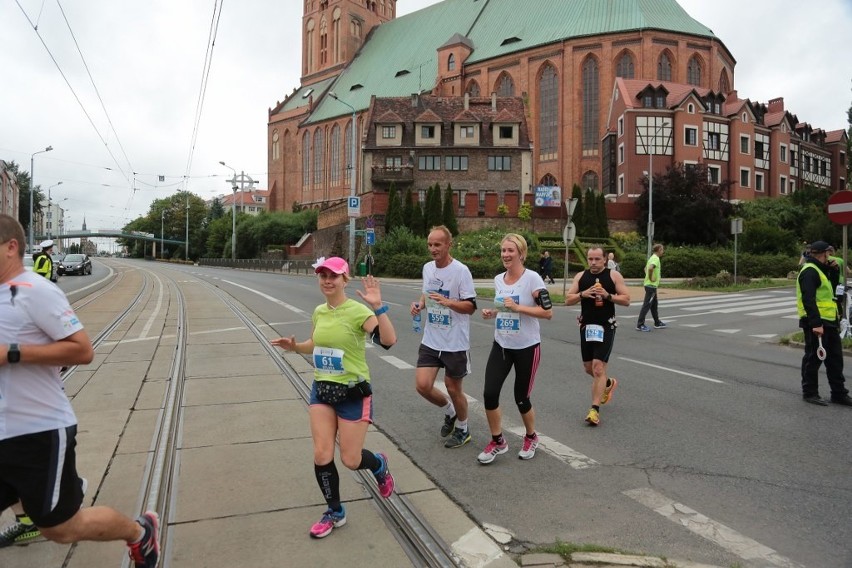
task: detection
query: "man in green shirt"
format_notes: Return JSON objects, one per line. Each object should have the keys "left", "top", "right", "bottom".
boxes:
{"left": 636, "top": 243, "right": 666, "bottom": 332}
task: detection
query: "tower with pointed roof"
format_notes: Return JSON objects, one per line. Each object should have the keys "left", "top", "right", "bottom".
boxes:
{"left": 302, "top": 0, "right": 396, "bottom": 84}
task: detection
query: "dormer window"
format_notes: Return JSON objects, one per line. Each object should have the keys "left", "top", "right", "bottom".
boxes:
{"left": 459, "top": 125, "right": 475, "bottom": 138}
{"left": 382, "top": 125, "right": 396, "bottom": 139}
{"left": 421, "top": 125, "right": 436, "bottom": 139}
{"left": 498, "top": 125, "right": 514, "bottom": 139}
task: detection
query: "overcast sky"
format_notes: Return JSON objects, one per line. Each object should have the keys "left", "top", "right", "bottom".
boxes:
{"left": 1, "top": 0, "right": 849, "bottom": 237}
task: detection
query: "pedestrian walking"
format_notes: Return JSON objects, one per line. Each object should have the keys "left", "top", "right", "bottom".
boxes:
{"left": 606, "top": 252, "right": 620, "bottom": 272}
{"left": 410, "top": 226, "right": 477, "bottom": 449}
{"left": 270, "top": 256, "right": 398, "bottom": 538}
{"left": 636, "top": 243, "right": 666, "bottom": 331}
{"left": 542, "top": 251, "right": 555, "bottom": 284}
{"left": 0, "top": 214, "right": 159, "bottom": 567}
{"left": 796, "top": 241, "right": 852, "bottom": 406}
{"left": 565, "top": 246, "right": 631, "bottom": 426}
{"left": 478, "top": 234, "right": 553, "bottom": 464}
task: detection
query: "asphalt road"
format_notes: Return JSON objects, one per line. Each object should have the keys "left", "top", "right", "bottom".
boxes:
{"left": 82, "top": 261, "right": 851, "bottom": 568}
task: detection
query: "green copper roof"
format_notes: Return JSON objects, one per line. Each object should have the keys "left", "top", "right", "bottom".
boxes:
{"left": 303, "top": 0, "right": 717, "bottom": 124}
{"left": 465, "top": 0, "right": 716, "bottom": 64}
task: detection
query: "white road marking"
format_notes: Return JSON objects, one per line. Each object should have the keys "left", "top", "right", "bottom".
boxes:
{"left": 714, "top": 329, "right": 740, "bottom": 334}
{"left": 618, "top": 357, "right": 724, "bottom": 384}
{"left": 139, "top": 272, "right": 165, "bottom": 339}
{"left": 747, "top": 306, "right": 798, "bottom": 317}
{"left": 750, "top": 334, "right": 778, "bottom": 339}
{"left": 381, "top": 355, "right": 414, "bottom": 369}
{"left": 222, "top": 279, "right": 310, "bottom": 316}
{"left": 624, "top": 488, "right": 805, "bottom": 568}
{"left": 679, "top": 323, "right": 706, "bottom": 327}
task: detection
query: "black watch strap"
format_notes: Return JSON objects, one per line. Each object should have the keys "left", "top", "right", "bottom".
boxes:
{"left": 7, "top": 343, "right": 20, "bottom": 364}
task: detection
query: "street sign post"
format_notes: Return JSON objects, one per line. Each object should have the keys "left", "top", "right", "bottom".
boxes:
{"left": 827, "top": 191, "right": 852, "bottom": 335}
{"left": 562, "top": 198, "right": 579, "bottom": 296}
{"left": 348, "top": 196, "right": 361, "bottom": 217}
{"left": 731, "top": 217, "right": 743, "bottom": 282}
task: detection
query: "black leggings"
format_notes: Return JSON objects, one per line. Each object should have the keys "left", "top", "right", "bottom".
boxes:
{"left": 482, "top": 341, "right": 540, "bottom": 414}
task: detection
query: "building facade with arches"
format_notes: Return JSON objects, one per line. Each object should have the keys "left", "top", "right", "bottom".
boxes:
{"left": 269, "top": 0, "right": 840, "bottom": 236}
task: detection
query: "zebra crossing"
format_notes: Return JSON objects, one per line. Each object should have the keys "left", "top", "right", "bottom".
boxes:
{"left": 626, "top": 289, "right": 799, "bottom": 338}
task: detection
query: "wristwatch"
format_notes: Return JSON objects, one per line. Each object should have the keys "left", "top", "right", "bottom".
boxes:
{"left": 7, "top": 343, "right": 20, "bottom": 364}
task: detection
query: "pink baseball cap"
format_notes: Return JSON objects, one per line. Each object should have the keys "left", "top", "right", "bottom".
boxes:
{"left": 314, "top": 256, "right": 349, "bottom": 275}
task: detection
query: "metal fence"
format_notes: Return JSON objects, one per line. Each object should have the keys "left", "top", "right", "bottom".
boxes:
{"left": 198, "top": 258, "right": 315, "bottom": 274}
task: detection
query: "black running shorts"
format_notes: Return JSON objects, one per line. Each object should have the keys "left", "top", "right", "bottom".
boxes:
{"left": 0, "top": 426, "right": 85, "bottom": 527}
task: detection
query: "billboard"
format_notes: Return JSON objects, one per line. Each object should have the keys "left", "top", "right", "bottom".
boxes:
{"left": 534, "top": 186, "right": 562, "bottom": 207}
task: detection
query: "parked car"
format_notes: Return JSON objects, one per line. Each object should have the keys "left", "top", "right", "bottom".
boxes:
{"left": 61, "top": 253, "right": 92, "bottom": 276}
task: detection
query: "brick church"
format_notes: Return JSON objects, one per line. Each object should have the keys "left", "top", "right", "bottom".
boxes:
{"left": 267, "top": 0, "right": 847, "bottom": 254}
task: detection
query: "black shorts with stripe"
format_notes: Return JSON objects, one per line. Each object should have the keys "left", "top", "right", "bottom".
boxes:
{"left": 0, "top": 426, "right": 85, "bottom": 527}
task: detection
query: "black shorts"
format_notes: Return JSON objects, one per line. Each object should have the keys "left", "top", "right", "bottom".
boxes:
{"left": 416, "top": 344, "right": 471, "bottom": 379}
{"left": 0, "top": 426, "right": 85, "bottom": 528}
{"left": 580, "top": 324, "right": 617, "bottom": 363}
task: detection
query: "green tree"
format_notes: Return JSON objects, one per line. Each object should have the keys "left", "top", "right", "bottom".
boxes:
{"left": 635, "top": 163, "right": 734, "bottom": 246}
{"left": 595, "top": 192, "right": 610, "bottom": 238}
{"left": 425, "top": 184, "right": 442, "bottom": 231}
{"left": 411, "top": 199, "right": 425, "bottom": 237}
{"left": 570, "top": 184, "right": 584, "bottom": 236}
{"left": 207, "top": 198, "right": 226, "bottom": 222}
{"left": 385, "top": 183, "right": 403, "bottom": 235}
{"left": 847, "top": 89, "right": 852, "bottom": 189}
{"left": 442, "top": 183, "right": 459, "bottom": 235}
{"left": 581, "top": 189, "right": 596, "bottom": 236}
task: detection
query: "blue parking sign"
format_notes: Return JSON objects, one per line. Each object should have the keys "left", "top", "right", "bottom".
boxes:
{"left": 366, "top": 229, "right": 375, "bottom": 245}
{"left": 348, "top": 196, "right": 360, "bottom": 217}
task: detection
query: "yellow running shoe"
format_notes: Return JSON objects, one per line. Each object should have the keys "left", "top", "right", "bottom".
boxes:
{"left": 600, "top": 377, "right": 618, "bottom": 405}
{"left": 585, "top": 408, "right": 600, "bottom": 426}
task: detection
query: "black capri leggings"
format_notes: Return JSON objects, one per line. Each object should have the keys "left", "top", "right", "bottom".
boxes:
{"left": 482, "top": 341, "right": 541, "bottom": 414}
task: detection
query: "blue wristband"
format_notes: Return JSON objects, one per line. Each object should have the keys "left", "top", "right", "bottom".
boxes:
{"left": 374, "top": 304, "right": 389, "bottom": 316}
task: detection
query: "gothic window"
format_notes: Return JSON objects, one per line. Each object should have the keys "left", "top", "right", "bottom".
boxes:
{"left": 272, "top": 130, "right": 280, "bottom": 161}
{"left": 466, "top": 80, "right": 480, "bottom": 97}
{"left": 538, "top": 63, "right": 558, "bottom": 160}
{"left": 302, "top": 131, "right": 311, "bottom": 187}
{"left": 687, "top": 56, "right": 702, "bottom": 86}
{"left": 332, "top": 9, "right": 341, "bottom": 63}
{"left": 615, "top": 52, "right": 634, "bottom": 79}
{"left": 540, "top": 174, "right": 557, "bottom": 187}
{"left": 320, "top": 18, "right": 328, "bottom": 65}
{"left": 582, "top": 171, "right": 599, "bottom": 192}
{"left": 582, "top": 56, "right": 599, "bottom": 154}
{"left": 305, "top": 19, "right": 315, "bottom": 72}
{"left": 448, "top": 53, "right": 456, "bottom": 72}
{"left": 719, "top": 69, "right": 730, "bottom": 94}
{"left": 657, "top": 52, "right": 672, "bottom": 81}
{"left": 313, "top": 128, "right": 325, "bottom": 185}
{"left": 330, "top": 124, "right": 340, "bottom": 184}
{"left": 344, "top": 122, "right": 353, "bottom": 177}
{"left": 495, "top": 73, "right": 515, "bottom": 97}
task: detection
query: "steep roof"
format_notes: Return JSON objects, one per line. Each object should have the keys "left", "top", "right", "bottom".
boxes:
{"left": 364, "top": 95, "right": 531, "bottom": 148}
{"left": 825, "top": 129, "right": 848, "bottom": 144}
{"left": 302, "top": 0, "right": 719, "bottom": 124}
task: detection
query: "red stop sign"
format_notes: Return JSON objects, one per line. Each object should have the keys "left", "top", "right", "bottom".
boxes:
{"left": 827, "top": 191, "right": 852, "bottom": 225}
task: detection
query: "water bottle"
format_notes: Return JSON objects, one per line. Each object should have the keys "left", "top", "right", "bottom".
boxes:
{"left": 412, "top": 302, "right": 422, "bottom": 333}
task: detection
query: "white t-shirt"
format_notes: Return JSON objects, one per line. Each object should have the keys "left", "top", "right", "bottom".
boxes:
{"left": 491, "top": 269, "right": 547, "bottom": 349}
{"left": 421, "top": 258, "right": 476, "bottom": 352}
{"left": 0, "top": 270, "right": 84, "bottom": 440}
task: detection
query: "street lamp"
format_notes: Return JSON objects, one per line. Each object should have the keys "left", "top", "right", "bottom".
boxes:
{"left": 642, "top": 123, "right": 668, "bottom": 259}
{"left": 46, "top": 181, "right": 63, "bottom": 238}
{"left": 30, "top": 146, "right": 53, "bottom": 251}
{"left": 160, "top": 210, "right": 167, "bottom": 259}
{"left": 219, "top": 161, "right": 238, "bottom": 261}
{"left": 329, "top": 92, "right": 357, "bottom": 267}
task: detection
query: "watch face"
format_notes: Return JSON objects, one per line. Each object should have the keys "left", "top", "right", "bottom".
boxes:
{"left": 8, "top": 344, "right": 20, "bottom": 363}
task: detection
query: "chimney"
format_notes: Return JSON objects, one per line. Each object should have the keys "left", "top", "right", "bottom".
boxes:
{"left": 464, "top": 92, "right": 469, "bottom": 110}
{"left": 411, "top": 93, "right": 419, "bottom": 107}
{"left": 491, "top": 92, "right": 497, "bottom": 112}
{"left": 768, "top": 97, "right": 784, "bottom": 113}
{"left": 725, "top": 90, "right": 738, "bottom": 103}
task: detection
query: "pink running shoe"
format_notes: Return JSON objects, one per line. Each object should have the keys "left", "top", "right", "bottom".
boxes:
{"left": 309, "top": 507, "right": 346, "bottom": 539}
{"left": 375, "top": 452, "right": 395, "bottom": 498}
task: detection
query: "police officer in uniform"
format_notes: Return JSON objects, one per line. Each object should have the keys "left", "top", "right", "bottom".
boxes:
{"left": 797, "top": 240, "right": 852, "bottom": 406}
{"left": 33, "top": 240, "right": 57, "bottom": 282}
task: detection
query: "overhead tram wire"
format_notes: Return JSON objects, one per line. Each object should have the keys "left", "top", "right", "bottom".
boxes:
{"left": 55, "top": 0, "right": 135, "bottom": 177}
{"left": 181, "top": 0, "right": 225, "bottom": 191}
{"left": 13, "top": 0, "right": 132, "bottom": 188}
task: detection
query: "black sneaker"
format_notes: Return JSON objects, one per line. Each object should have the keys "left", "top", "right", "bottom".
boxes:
{"left": 440, "top": 414, "right": 457, "bottom": 437}
{"left": 0, "top": 520, "right": 41, "bottom": 547}
{"left": 128, "top": 511, "right": 159, "bottom": 568}
{"left": 444, "top": 427, "right": 471, "bottom": 448}
{"left": 803, "top": 395, "right": 829, "bottom": 406}
{"left": 830, "top": 395, "right": 852, "bottom": 406}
